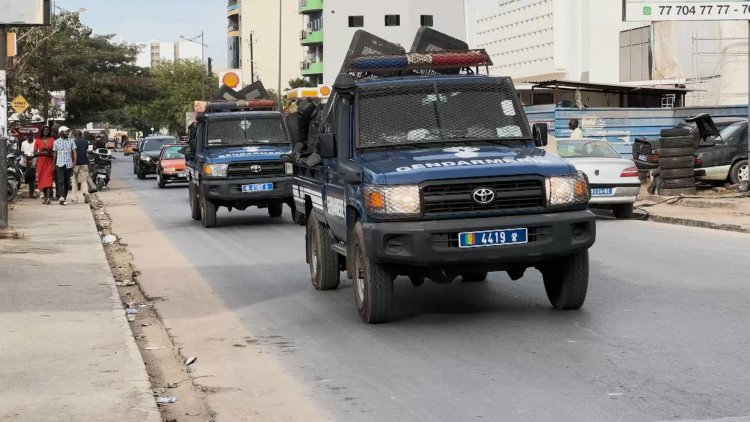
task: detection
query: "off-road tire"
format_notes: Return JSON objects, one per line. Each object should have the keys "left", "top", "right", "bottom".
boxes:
{"left": 659, "top": 156, "right": 695, "bottom": 169}
{"left": 189, "top": 182, "right": 201, "bottom": 221}
{"left": 730, "top": 159, "right": 748, "bottom": 185}
{"left": 462, "top": 272, "right": 488, "bottom": 282}
{"left": 268, "top": 202, "right": 283, "bottom": 218}
{"left": 201, "top": 196, "right": 217, "bottom": 228}
{"left": 659, "top": 187, "right": 697, "bottom": 196}
{"left": 660, "top": 177, "right": 695, "bottom": 189}
{"left": 612, "top": 203, "right": 634, "bottom": 219}
{"left": 540, "top": 250, "right": 589, "bottom": 310}
{"left": 658, "top": 135, "right": 693, "bottom": 148}
{"left": 660, "top": 128, "right": 690, "bottom": 138}
{"left": 307, "top": 217, "right": 340, "bottom": 290}
{"left": 157, "top": 173, "right": 166, "bottom": 189}
{"left": 351, "top": 222, "right": 392, "bottom": 323}
{"left": 655, "top": 147, "right": 695, "bottom": 158}
{"left": 660, "top": 168, "right": 694, "bottom": 179}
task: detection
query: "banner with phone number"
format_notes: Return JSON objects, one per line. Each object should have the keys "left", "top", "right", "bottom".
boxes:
{"left": 624, "top": 0, "right": 750, "bottom": 21}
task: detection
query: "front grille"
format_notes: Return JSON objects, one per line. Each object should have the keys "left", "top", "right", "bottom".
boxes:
{"left": 227, "top": 161, "right": 284, "bottom": 178}
{"left": 431, "top": 226, "right": 550, "bottom": 249}
{"left": 421, "top": 177, "right": 545, "bottom": 216}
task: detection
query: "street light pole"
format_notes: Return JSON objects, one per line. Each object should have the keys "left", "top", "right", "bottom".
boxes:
{"left": 277, "top": 0, "right": 282, "bottom": 110}
{"left": 201, "top": 31, "right": 205, "bottom": 100}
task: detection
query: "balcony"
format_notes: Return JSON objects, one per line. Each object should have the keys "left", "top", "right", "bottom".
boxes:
{"left": 300, "top": 30, "right": 323, "bottom": 45}
{"left": 301, "top": 61, "right": 323, "bottom": 75}
{"left": 299, "top": 0, "right": 323, "bottom": 14}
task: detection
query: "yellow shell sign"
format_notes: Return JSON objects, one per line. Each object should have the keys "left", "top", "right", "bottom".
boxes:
{"left": 11, "top": 95, "right": 29, "bottom": 114}
{"left": 221, "top": 72, "right": 241, "bottom": 89}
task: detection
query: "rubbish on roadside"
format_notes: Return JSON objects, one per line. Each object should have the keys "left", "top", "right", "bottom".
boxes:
{"left": 156, "top": 396, "right": 177, "bottom": 404}
{"left": 125, "top": 308, "right": 139, "bottom": 314}
{"left": 101, "top": 234, "right": 117, "bottom": 245}
{"left": 185, "top": 356, "right": 198, "bottom": 366}
{"left": 166, "top": 382, "right": 179, "bottom": 388}
{"left": 144, "top": 346, "right": 163, "bottom": 350}
{"left": 141, "top": 323, "right": 151, "bottom": 327}
{"left": 126, "top": 314, "right": 136, "bottom": 322}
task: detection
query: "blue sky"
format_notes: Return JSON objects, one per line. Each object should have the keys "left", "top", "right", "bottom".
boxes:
{"left": 55, "top": 0, "right": 228, "bottom": 66}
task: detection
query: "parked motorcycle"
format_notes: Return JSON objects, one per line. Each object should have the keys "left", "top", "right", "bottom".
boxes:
{"left": 89, "top": 148, "right": 116, "bottom": 191}
{"left": 4, "top": 138, "right": 22, "bottom": 202}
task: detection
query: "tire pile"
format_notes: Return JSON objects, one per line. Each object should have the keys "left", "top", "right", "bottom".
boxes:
{"left": 656, "top": 127, "right": 697, "bottom": 196}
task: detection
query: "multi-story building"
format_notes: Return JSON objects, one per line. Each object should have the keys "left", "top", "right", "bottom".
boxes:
{"left": 226, "top": 0, "right": 304, "bottom": 92}
{"left": 135, "top": 41, "right": 203, "bottom": 68}
{"left": 299, "top": 0, "right": 467, "bottom": 85}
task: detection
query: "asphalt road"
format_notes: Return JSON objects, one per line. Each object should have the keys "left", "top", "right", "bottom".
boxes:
{"left": 115, "top": 156, "right": 750, "bottom": 421}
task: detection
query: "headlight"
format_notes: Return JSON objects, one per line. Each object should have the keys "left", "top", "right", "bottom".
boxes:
{"left": 285, "top": 162, "right": 293, "bottom": 176}
{"left": 140, "top": 153, "right": 151, "bottom": 162}
{"left": 362, "top": 185, "right": 421, "bottom": 218}
{"left": 546, "top": 171, "right": 590, "bottom": 207}
{"left": 203, "top": 164, "right": 228, "bottom": 177}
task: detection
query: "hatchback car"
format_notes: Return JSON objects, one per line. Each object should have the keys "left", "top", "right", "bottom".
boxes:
{"left": 557, "top": 139, "right": 641, "bottom": 218}
{"left": 156, "top": 144, "right": 188, "bottom": 188}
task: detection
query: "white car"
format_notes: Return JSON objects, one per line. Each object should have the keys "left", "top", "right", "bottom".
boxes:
{"left": 555, "top": 138, "right": 641, "bottom": 219}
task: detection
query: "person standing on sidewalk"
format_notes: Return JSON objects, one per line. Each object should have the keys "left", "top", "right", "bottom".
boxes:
{"left": 20, "top": 132, "right": 37, "bottom": 199}
{"left": 71, "top": 130, "right": 91, "bottom": 204}
{"left": 53, "top": 126, "right": 77, "bottom": 205}
{"left": 34, "top": 126, "right": 56, "bottom": 205}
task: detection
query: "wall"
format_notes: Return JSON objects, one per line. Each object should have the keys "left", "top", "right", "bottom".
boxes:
{"left": 239, "top": 0, "right": 304, "bottom": 91}
{"left": 322, "top": 0, "right": 467, "bottom": 84}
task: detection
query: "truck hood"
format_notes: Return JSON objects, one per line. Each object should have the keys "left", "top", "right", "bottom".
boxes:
{"left": 358, "top": 144, "right": 574, "bottom": 184}
{"left": 203, "top": 145, "right": 292, "bottom": 164}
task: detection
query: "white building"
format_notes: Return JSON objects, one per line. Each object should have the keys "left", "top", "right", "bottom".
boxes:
{"left": 135, "top": 41, "right": 204, "bottom": 68}
{"left": 471, "top": 0, "right": 621, "bottom": 83}
{"left": 227, "top": 0, "right": 304, "bottom": 93}
{"left": 300, "top": 0, "right": 468, "bottom": 85}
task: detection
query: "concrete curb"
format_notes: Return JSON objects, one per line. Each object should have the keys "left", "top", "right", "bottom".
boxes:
{"left": 638, "top": 194, "right": 749, "bottom": 210}
{"left": 647, "top": 213, "right": 750, "bottom": 234}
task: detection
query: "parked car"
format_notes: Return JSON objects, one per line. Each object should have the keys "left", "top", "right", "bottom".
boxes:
{"left": 156, "top": 144, "right": 187, "bottom": 188}
{"left": 557, "top": 139, "right": 640, "bottom": 218}
{"left": 134, "top": 136, "right": 178, "bottom": 179}
{"left": 632, "top": 116, "right": 744, "bottom": 171}
{"left": 690, "top": 114, "right": 749, "bottom": 185}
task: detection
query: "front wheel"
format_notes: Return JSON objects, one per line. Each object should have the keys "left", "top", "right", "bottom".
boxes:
{"left": 189, "top": 182, "right": 201, "bottom": 221}
{"left": 137, "top": 167, "right": 145, "bottom": 180}
{"left": 268, "top": 202, "right": 283, "bottom": 218}
{"left": 96, "top": 177, "right": 105, "bottom": 191}
{"left": 201, "top": 196, "right": 217, "bottom": 228}
{"left": 306, "top": 216, "right": 340, "bottom": 290}
{"left": 730, "top": 159, "right": 748, "bottom": 185}
{"left": 350, "top": 222, "right": 392, "bottom": 323}
{"left": 157, "top": 173, "right": 166, "bottom": 189}
{"left": 539, "top": 251, "right": 589, "bottom": 310}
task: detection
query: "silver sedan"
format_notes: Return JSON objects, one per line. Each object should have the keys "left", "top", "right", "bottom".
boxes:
{"left": 555, "top": 139, "right": 641, "bottom": 219}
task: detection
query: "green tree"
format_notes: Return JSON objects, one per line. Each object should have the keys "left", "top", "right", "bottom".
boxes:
{"left": 287, "top": 77, "right": 312, "bottom": 90}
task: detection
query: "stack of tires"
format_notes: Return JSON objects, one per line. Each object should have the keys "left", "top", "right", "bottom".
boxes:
{"left": 656, "top": 127, "right": 697, "bottom": 196}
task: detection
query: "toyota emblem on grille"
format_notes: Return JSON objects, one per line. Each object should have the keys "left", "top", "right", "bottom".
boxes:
{"left": 472, "top": 188, "right": 495, "bottom": 205}
{"left": 250, "top": 165, "right": 262, "bottom": 173}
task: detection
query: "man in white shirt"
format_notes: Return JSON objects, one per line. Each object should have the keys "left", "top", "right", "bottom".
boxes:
{"left": 569, "top": 119, "right": 583, "bottom": 139}
{"left": 20, "top": 132, "right": 37, "bottom": 198}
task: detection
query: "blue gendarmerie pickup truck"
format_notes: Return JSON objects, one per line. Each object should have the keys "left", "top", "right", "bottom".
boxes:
{"left": 184, "top": 100, "right": 294, "bottom": 228}
{"left": 289, "top": 30, "right": 596, "bottom": 323}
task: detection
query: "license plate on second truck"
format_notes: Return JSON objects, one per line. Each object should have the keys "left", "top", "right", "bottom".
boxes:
{"left": 458, "top": 228, "right": 528, "bottom": 249}
{"left": 241, "top": 183, "right": 273, "bottom": 192}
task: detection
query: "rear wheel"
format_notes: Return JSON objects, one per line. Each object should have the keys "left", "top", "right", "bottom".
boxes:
{"left": 351, "top": 222, "right": 392, "bottom": 323}
{"left": 306, "top": 216, "right": 340, "bottom": 290}
{"left": 730, "top": 159, "right": 748, "bottom": 184}
{"left": 540, "top": 251, "right": 589, "bottom": 310}
{"left": 461, "top": 272, "right": 488, "bottom": 282}
{"left": 200, "top": 196, "right": 217, "bottom": 228}
{"left": 189, "top": 182, "right": 201, "bottom": 221}
{"left": 612, "top": 203, "right": 634, "bottom": 219}
{"left": 268, "top": 202, "right": 283, "bottom": 218}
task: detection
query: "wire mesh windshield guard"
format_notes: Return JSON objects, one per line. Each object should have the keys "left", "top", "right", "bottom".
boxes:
{"left": 346, "top": 50, "right": 492, "bottom": 75}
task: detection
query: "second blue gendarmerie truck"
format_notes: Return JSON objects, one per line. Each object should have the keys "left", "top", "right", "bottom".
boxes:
{"left": 185, "top": 98, "right": 294, "bottom": 228}
{"left": 289, "top": 30, "right": 596, "bottom": 323}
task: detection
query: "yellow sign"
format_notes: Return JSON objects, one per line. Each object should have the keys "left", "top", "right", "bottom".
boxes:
{"left": 11, "top": 95, "right": 29, "bottom": 114}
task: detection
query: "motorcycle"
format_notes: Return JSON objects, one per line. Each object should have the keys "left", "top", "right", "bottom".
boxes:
{"left": 5, "top": 138, "right": 23, "bottom": 201}
{"left": 89, "top": 148, "right": 116, "bottom": 191}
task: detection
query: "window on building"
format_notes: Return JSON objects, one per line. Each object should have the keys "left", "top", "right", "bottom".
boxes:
{"left": 620, "top": 26, "right": 652, "bottom": 82}
{"left": 420, "top": 15, "right": 433, "bottom": 27}
{"left": 348, "top": 15, "right": 364, "bottom": 27}
{"left": 385, "top": 15, "right": 400, "bottom": 26}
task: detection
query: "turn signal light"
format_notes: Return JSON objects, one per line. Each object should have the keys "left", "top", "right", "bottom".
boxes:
{"left": 574, "top": 179, "right": 588, "bottom": 196}
{"left": 620, "top": 166, "right": 639, "bottom": 178}
{"left": 366, "top": 191, "right": 386, "bottom": 209}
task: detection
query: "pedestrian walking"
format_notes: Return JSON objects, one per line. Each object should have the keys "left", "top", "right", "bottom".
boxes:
{"left": 569, "top": 119, "right": 583, "bottom": 139}
{"left": 34, "top": 126, "right": 56, "bottom": 205}
{"left": 20, "top": 131, "right": 37, "bottom": 199}
{"left": 71, "top": 130, "right": 91, "bottom": 204}
{"left": 53, "top": 126, "right": 77, "bottom": 205}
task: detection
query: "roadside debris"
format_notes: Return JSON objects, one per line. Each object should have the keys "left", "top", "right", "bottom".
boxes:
{"left": 156, "top": 396, "right": 177, "bottom": 405}
{"left": 126, "top": 314, "right": 136, "bottom": 322}
{"left": 101, "top": 234, "right": 117, "bottom": 245}
{"left": 185, "top": 356, "right": 197, "bottom": 366}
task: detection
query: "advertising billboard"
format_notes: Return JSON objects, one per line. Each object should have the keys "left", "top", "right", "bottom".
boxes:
{"left": 624, "top": 0, "right": 750, "bottom": 21}
{"left": 0, "top": 0, "right": 51, "bottom": 26}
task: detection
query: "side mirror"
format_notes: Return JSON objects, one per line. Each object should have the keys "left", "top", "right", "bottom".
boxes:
{"left": 532, "top": 123, "right": 548, "bottom": 147}
{"left": 319, "top": 133, "right": 336, "bottom": 159}
{"left": 339, "top": 159, "right": 363, "bottom": 184}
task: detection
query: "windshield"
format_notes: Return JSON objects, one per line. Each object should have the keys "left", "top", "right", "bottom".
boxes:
{"left": 143, "top": 138, "right": 177, "bottom": 151}
{"left": 206, "top": 118, "right": 287, "bottom": 146}
{"left": 357, "top": 79, "right": 530, "bottom": 148}
{"left": 557, "top": 140, "right": 621, "bottom": 159}
{"left": 161, "top": 146, "right": 184, "bottom": 160}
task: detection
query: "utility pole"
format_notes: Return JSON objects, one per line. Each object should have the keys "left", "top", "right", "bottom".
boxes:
{"left": 43, "top": 27, "right": 49, "bottom": 125}
{"left": 250, "top": 32, "right": 254, "bottom": 82}
{"left": 277, "top": 0, "right": 282, "bottom": 110}
{"left": 1, "top": 26, "right": 8, "bottom": 228}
